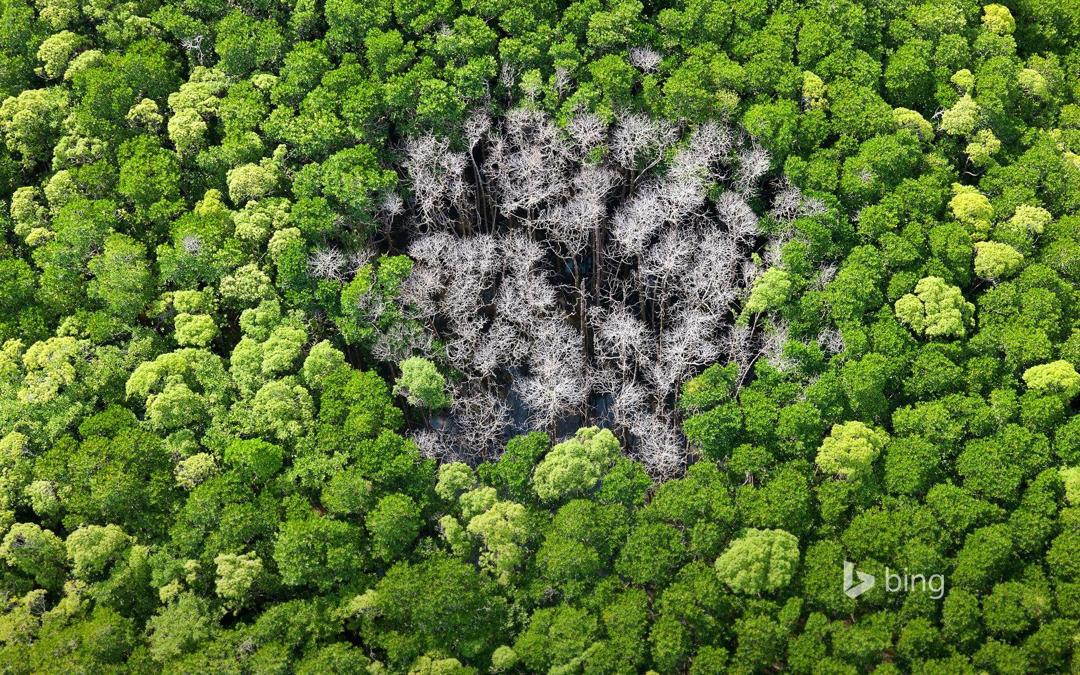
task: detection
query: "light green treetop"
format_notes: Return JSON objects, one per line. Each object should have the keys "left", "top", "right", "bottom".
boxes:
{"left": 0, "top": 88, "right": 69, "bottom": 168}
{"left": 973, "top": 241, "right": 1023, "bottom": 280}
{"left": 941, "top": 95, "right": 979, "bottom": 137}
{"left": 459, "top": 486, "right": 498, "bottom": 522}
{"left": 394, "top": 357, "right": 451, "bottom": 412}
{"left": 87, "top": 233, "right": 153, "bottom": 321}
{"left": 175, "top": 453, "right": 218, "bottom": 489}
{"left": 301, "top": 340, "right": 348, "bottom": 392}
{"left": 893, "top": 108, "right": 934, "bottom": 142}
{"left": 533, "top": 427, "right": 621, "bottom": 502}
{"left": 214, "top": 551, "right": 264, "bottom": 608}
{"left": 66, "top": 524, "right": 132, "bottom": 580}
{"left": 981, "top": 4, "right": 1015, "bottom": 35}
{"left": 126, "top": 97, "right": 163, "bottom": 130}
{"left": 1018, "top": 69, "right": 1048, "bottom": 98}
{"left": 167, "top": 107, "right": 208, "bottom": 156}
{"left": 802, "top": 71, "right": 826, "bottom": 110}
{"left": 1061, "top": 466, "right": 1080, "bottom": 506}
{"left": 226, "top": 162, "right": 278, "bottom": 205}
{"left": 1004, "top": 204, "right": 1051, "bottom": 238}
{"left": 174, "top": 313, "right": 217, "bottom": 347}
{"left": 965, "top": 129, "right": 1000, "bottom": 167}
{"left": 9, "top": 186, "right": 48, "bottom": 242}
{"left": 895, "top": 276, "right": 975, "bottom": 339}
{"left": 815, "top": 421, "right": 889, "bottom": 482}
{"left": 435, "top": 462, "right": 476, "bottom": 501}
{"left": 743, "top": 268, "right": 793, "bottom": 316}
{"left": 1023, "top": 360, "right": 1080, "bottom": 398}
{"left": 19, "top": 336, "right": 82, "bottom": 404}
{"left": 125, "top": 348, "right": 231, "bottom": 431}
{"left": 36, "top": 30, "right": 82, "bottom": 80}
{"left": 715, "top": 528, "right": 800, "bottom": 595}
{"left": 949, "top": 185, "right": 993, "bottom": 236}
{"left": 466, "top": 500, "right": 529, "bottom": 585}
{"left": 1, "top": 522, "right": 67, "bottom": 590}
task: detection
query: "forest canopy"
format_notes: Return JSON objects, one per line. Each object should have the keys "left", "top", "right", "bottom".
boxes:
{"left": 1, "top": 0, "right": 1080, "bottom": 673}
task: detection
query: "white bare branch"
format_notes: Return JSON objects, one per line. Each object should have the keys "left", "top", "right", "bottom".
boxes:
{"left": 610, "top": 113, "right": 678, "bottom": 171}
{"left": 382, "top": 110, "right": 786, "bottom": 476}
{"left": 628, "top": 46, "right": 662, "bottom": 72}
{"left": 733, "top": 143, "right": 771, "bottom": 196}
{"left": 307, "top": 247, "right": 347, "bottom": 281}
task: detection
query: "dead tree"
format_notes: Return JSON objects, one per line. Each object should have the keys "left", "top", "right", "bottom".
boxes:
{"left": 361, "top": 110, "right": 819, "bottom": 474}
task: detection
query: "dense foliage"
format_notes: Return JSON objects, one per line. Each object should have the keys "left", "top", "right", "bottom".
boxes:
{"left": 1, "top": 0, "right": 1080, "bottom": 672}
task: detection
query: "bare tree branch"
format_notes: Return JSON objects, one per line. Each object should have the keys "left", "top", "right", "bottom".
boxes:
{"left": 379, "top": 110, "right": 810, "bottom": 472}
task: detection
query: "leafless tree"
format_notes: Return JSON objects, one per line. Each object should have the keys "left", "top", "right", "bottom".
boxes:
{"left": 716, "top": 191, "right": 760, "bottom": 243}
{"left": 610, "top": 113, "right": 678, "bottom": 172}
{"left": 592, "top": 303, "right": 653, "bottom": 376}
{"left": 307, "top": 247, "right": 347, "bottom": 281}
{"left": 464, "top": 110, "right": 491, "bottom": 150}
{"left": 499, "top": 231, "right": 546, "bottom": 272}
{"left": 566, "top": 113, "right": 607, "bottom": 157}
{"left": 817, "top": 328, "right": 846, "bottom": 355}
{"left": 769, "top": 176, "right": 828, "bottom": 224}
{"left": 769, "top": 177, "right": 805, "bottom": 224}
{"left": 485, "top": 109, "right": 573, "bottom": 214}
{"left": 541, "top": 166, "right": 616, "bottom": 259}
{"left": 498, "top": 62, "right": 520, "bottom": 89}
{"left": 553, "top": 67, "right": 573, "bottom": 97}
{"left": 734, "top": 143, "right": 771, "bottom": 196}
{"left": 628, "top": 46, "right": 662, "bottom": 73}
{"left": 447, "top": 385, "right": 512, "bottom": 462}
{"left": 724, "top": 323, "right": 755, "bottom": 376}
{"left": 515, "top": 321, "right": 589, "bottom": 431}
{"left": 403, "top": 134, "right": 472, "bottom": 231}
{"left": 762, "top": 321, "right": 794, "bottom": 372}
{"left": 369, "top": 110, "right": 824, "bottom": 472}
{"left": 346, "top": 247, "right": 375, "bottom": 277}
{"left": 632, "top": 420, "right": 686, "bottom": 479}
{"left": 411, "top": 428, "right": 454, "bottom": 462}
{"left": 179, "top": 35, "right": 207, "bottom": 65}
{"left": 372, "top": 319, "right": 431, "bottom": 364}
{"left": 607, "top": 379, "right": 650, "bottom": 430}
{"left": 813, "top": 264, "right": 838, "bottom": 290}
{"left": 762, "top": 233, "right": 789, "bottom": 268}
{"left": 376, "top": 191, "right": 405, "bottom": 226}
{"left": 182, "top": 235, "right": 203, "bottom": 255}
